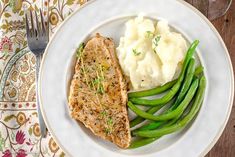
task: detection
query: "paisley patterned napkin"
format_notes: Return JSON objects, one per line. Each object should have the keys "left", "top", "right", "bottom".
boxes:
{"left": 0, "top": 0, "right": 87, "bottom": 156}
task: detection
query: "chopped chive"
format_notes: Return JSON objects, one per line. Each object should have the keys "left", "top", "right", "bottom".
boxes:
{"left": 153, "top": 35, "right": 161, "bottom": 47}
{"left": 132, "top": 49, "right": 141, "bottom": 56}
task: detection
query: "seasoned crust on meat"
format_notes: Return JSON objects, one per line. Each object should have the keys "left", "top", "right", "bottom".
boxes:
{"left": 68, "top": 34, "right": 131, "bottom": 148}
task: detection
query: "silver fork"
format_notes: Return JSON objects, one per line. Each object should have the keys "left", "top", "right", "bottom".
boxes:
{"left": 25, "top": 10, "right": 49, "bottom": 137}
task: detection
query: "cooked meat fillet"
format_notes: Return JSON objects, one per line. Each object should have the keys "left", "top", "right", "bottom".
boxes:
{"left": 68, "top": 34, "right": 131, "bottom": 148}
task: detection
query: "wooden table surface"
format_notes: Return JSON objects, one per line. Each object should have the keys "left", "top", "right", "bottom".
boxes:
{"left": 207, "top": 5, "right": 235, "bottom": 157}
{"left": 184, "top": 0, "right": 235, "bottom": 156}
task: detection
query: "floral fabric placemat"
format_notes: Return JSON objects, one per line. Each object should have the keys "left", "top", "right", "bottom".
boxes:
{"left": 0, "top": 0, "right": 87, "bottom": 156}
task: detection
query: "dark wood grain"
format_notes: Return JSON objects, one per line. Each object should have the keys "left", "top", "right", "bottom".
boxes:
{"left": 207, "top": 1, "right": 235, "bottom": 156}
{"left": 185, "top": 0, "right": 209, "bottom": 18}
{"left": 185, "top": 0, "right": 235, "bottom": 156}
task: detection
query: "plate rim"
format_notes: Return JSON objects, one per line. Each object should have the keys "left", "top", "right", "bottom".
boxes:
{"left": 39, "top": 0, "right": 234, "bottom": 156}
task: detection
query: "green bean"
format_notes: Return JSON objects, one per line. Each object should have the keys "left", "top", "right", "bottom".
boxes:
{"left": 129, "top": 137, "right": 159, "bottom": 149}
{"left": 130, "top": 114, "right": 181, "bottom": 148}
{"left": 132, "top": 104, "right": 181, "bottom": 131}
{"left": 128, "top": 79, "right": 198, "bottom": 122}
{"left": 128, "top": 80, "right": 177, "bottom": 98}
{"left": 129, "top": 40, "right": 199, "bottom": 106}
{"left": 133, "top": 76, "right": 206, "bottom": 138}
{"left": 133, "top": 112, "right": 181, "bottom": 133}
{"left": 194, "top": 65, "right": 204, "bottom": 76}
{"left": 130, "top": 104, "right": 165, "bottom": 128}
{"left": 129, "top": 83, "right": 179, "bottom": 106}
{"left": 174, "top": 58, "right": 196, "bottom": 106}
{"left": 135, "top": 121, "right": 164, "bottom": 131}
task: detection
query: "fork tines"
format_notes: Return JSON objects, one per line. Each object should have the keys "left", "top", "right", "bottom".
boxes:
{"left": 25, "top": 9, "right": 48, "bottom": 38}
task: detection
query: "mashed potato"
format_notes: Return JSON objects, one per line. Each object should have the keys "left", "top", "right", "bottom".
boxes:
{"left": 116, "top": 15, "right": 188, "bottom": 90}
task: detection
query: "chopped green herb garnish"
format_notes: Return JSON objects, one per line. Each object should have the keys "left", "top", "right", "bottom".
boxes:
{"left": 132, "top": 49, "right": 141, "bottom": 56}
{"left": 76, "top": 43, "right": 85, "bottom": 58}
{"left": 93, "top": 74, "right": 105, "bottom": 94}
{"left": 93, "top": 77, "right": 104, "bottom": 85}
{"left": 107, "top": 117, "right": 113, "bottom": 126}
{"left": 145, "top": 31, "right": 154, "bottom": 38}
{"left": 97, "top": 85, "right": 104, "bottom": 94}
{"left": 100, "top": 110, "right": 107, "bottom": 117}
{"left": 104, "top": 128, "right": 111, "bottom": 134}
{"left": 153, "top": 35, "right": 161, "bottom": 47}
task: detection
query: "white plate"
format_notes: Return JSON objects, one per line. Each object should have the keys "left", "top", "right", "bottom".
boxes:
{"left": 39, "top": 0, "right": 234, "bottom": 156}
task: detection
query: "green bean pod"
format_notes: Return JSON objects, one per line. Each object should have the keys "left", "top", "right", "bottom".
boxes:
{"left": 130, "top": 104, "right": 165, "bottom": 128}
{"left": 132, "top": 103, "right": 182, "bottom": 131}
{"left": 129, "top": 85, "right": 179, "bottom": 106}
{"left": 173, "top": 58, "right": 196, "bottom": 107}
{"left": 130, "top": 113, "right": 182, "bottom": 148}
{"left": 194, "top": 65, "right": 204, "bottom": 76}
{"left": 128, "top": 80, "right": 177, "bottom": 98}
{"left": 129, "top": 40, "right": 199, "bottom": 106}
{"left": 135, "top": 121, "right": 164, "bottom": 131}
{"left": 128, "top": 137, "right": 159, "bottom": 149}
{"left": 133, "top": 76, "right": 206, "bottom": 138}
{"left": 133, "top": 112, "right": 181, "bottom": 133}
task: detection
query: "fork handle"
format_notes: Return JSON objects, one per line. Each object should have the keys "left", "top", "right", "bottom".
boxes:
{"left": 36, "top": 54, "right": 47, "bottom": 137}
